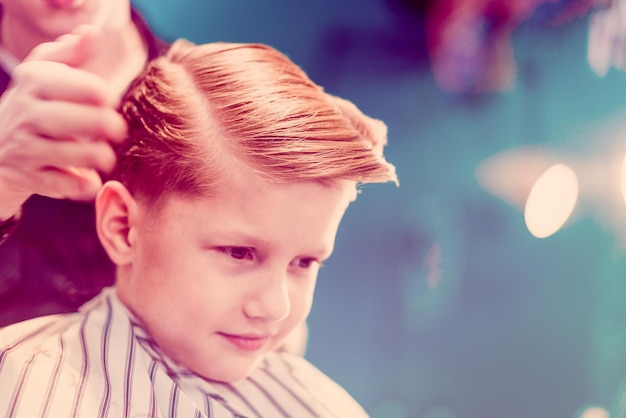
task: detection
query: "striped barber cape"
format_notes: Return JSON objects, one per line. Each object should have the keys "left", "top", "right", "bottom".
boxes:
{"left": 0, "top": 288, "right": 369, "bottom": 417}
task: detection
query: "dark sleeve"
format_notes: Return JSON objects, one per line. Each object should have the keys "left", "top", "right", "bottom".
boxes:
{"left": 131, "top": 7, "right": 170, "bottom": 60}
{"left": 0, "top": 67, "right": 10, "bottom": 94}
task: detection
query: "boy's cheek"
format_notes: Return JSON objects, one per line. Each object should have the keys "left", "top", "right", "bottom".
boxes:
{"left": 278, "top": 322, "right": 309, "bottom": 355}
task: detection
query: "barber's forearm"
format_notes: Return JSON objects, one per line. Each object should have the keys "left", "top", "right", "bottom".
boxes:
{"left": 0, "top": 177, "right": 28, "bottom": 221}
{"left": 0, "top": 179, "right": 26, "bottom": 246}
{"left": 0, "top": 202, "right": 22, "bottom": 246}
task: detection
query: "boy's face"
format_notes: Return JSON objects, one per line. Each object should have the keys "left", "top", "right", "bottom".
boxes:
{"left": 116, "top": 172, "right": 354, "bottom": 382}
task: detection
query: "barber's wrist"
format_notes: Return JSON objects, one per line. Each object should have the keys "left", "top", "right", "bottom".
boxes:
{"left": 0, "top": 207, "right": 21, "bottom": 245}
{"left": 0, "top": 181, "right": 30, "bottom": 220}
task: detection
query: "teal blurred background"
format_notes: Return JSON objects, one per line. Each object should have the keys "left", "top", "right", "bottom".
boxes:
{"left": 131, "top": 1, "right": 626, "bottom": 417}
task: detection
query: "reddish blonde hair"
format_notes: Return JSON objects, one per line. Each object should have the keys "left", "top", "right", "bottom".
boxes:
{"left": 113, "top": 40, "right": 397, "bottom": 202}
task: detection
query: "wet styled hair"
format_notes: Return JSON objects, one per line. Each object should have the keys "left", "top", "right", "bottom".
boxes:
{"left": 112, "top": 39, "right": 397, "bottom": 203}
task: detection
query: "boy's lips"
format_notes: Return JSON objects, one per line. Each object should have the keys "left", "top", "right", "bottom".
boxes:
{"left": 218, "top": 332, "right": 270, "bottom": 351}
{"left": 45, "top": 0, "right": 87, "bottom": 9}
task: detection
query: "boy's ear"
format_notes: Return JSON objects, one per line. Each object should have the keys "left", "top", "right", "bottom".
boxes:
{"left": 95, "top": 180, "right": 139, "bottom": 266}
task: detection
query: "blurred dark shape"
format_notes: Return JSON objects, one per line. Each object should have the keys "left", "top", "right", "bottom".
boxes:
{"left": 425, "top": 0, "right": 548, "bottom": 94}
{"left": 313, "top": 26, "right": 429, "bottom": 90}
{"left": 310, "top": 0, "right": 433, "bottom": 89}
{"left": 531, "top": 0, "right": 609, "bottom": 26}
{"left": 421, "top": 0, "right": 607, "bottom": 94}
{"left": 312, "top": 0, "right": 607, "bottom": 95}
{"left": 385, "top": 0, "right": 433, "bottom": 23}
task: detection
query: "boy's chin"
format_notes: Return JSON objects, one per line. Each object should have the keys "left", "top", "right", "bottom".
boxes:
{"left": 196, "top": 355, "right": 267, "bottom": 383}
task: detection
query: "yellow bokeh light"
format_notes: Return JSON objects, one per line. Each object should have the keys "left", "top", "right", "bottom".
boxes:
{"left": 579, "top": 406, "right": 609, "bottom": 418}
{"left": 524, "top": 163, "right": 579, "bottom": 238}
{"left": 620, "top": 153, "right": 626, "bottom": 206}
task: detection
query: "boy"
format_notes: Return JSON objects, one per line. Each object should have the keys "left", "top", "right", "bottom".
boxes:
{"left": 0, "top": 39, "right": 397, "bottom": 416}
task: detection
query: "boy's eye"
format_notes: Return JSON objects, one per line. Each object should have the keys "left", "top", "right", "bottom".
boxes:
{"left": 220, "top": 246, "right": 254, "bottom": 260}
{"left": 291, "top": 257, "right": 321, "bottom": 269}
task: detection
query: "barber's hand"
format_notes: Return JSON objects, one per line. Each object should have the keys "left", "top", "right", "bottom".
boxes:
{"left": 0, "top": 26, "right": 127, "bottom": 219}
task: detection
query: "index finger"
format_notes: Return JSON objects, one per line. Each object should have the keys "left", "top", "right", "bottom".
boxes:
{"left": 12, "top": 61, "right": 112, "bottom": 106}
{"left": 24, "top": 25, "right": 101, "bottom": 67}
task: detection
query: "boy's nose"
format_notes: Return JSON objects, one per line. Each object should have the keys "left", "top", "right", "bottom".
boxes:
{"left": 243, "top": 274, "right": 291, "bottom": 322}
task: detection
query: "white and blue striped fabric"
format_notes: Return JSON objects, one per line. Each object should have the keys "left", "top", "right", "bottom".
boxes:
{"left": 0, "top": 288, "right": 368, "bottom": 418}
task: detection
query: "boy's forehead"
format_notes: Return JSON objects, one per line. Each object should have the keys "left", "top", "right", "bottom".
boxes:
{"left": 134, "top": 175, "right": 353, "bottom": 261}
{"left": 134, "top": 152, "right": 359, "bottom": 216}
{"left": 145, "top": 173, "right": 355, "bottom": 219}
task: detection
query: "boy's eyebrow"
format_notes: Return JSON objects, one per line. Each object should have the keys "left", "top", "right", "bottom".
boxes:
{"left": 210, "top": 230, "right": 333, "bottom": 258}
{"left": 213, "top": 231, "right": 271, "bottom": 248}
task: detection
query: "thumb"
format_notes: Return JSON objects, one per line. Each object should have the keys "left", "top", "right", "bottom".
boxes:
{"left": 23, "top": 24, "right": 102, "bottom": 67}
